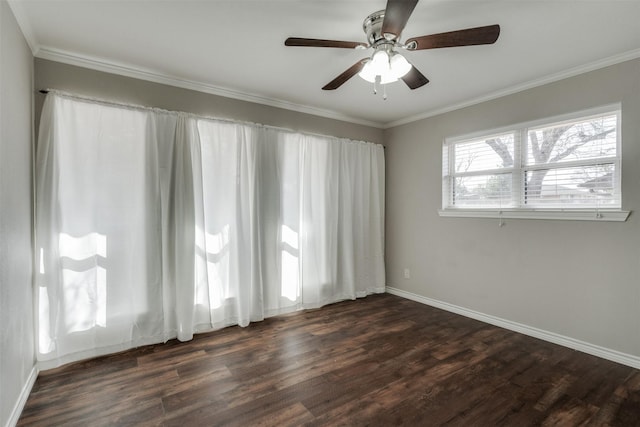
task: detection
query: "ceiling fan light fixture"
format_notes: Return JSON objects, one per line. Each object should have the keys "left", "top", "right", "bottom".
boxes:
{"left": 358, "top": 49, "right": 407, "bottom": 84}
{"left": 285, "top": 0, "right": 501, "bottom": 92}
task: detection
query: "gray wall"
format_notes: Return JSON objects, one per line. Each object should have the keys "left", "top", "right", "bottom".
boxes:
{"left": 385, "top": 58, "right": 640, "bottom": 358}
{"left": 0, "top": 1, "right": 35, "bottom": 426}
{"left": 34, "top": 58, "right": 384, "bottom": 145}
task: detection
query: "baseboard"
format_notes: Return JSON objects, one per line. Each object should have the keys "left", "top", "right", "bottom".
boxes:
{"left": 386, "top": 286, "right": 640, "bottom": 370}
{"left": 6, "top": 366, "right": 38, "bottom": 427}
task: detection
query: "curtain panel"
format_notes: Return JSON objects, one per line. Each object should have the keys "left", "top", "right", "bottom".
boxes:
{"left": 35, "top": 93, "right": 385, "bottom": 368}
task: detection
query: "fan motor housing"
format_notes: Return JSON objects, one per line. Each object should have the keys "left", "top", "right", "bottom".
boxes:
{"left": 363, "top": 10, "right": 396, "bottom": 46}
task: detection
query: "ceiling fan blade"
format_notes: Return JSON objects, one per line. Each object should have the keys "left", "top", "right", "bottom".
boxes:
{"left": 285, "top": 37, "right": 367, "bottom": 49}
{"left": 405, "top": 24, "right": 500, "bottom": 50}
{"left": 322, "top": 59, "right": 368, "bottom": 90}
{"left": 401, "top": 65, "right": 429, "bottom": 89}
{"left": 382, "top": 0, "right": 419, "bottom": 39}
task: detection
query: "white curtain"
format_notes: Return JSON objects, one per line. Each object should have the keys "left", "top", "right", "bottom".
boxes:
{"left": 35, "top": 93, "right": 385, "bottom": 368}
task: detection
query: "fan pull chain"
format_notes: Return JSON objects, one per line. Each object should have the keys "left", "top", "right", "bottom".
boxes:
{"left": 371, "top": 76, "right": 389, "bottom": 100}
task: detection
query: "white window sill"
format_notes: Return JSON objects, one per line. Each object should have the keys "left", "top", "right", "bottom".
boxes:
{"left": 438, "top": 209, "right": 631, "bottom": 222}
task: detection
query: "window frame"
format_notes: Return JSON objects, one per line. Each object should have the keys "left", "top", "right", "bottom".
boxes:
{"left": 440, "top": 104, "right": 630, "bottom": 222}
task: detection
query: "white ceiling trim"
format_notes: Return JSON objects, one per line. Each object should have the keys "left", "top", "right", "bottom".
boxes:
{"left": 35, "top": 46, "right": 384, "bottom": 129}
{"left": 383, "top": 47, "right": 640, "bottom": 129}
{"left": 37, "top": 43, "right": 640, "bottom": 132}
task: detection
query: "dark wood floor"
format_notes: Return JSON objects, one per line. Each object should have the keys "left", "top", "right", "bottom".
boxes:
{"left": 18, "top": 293, "right": 640, "bottom": 426}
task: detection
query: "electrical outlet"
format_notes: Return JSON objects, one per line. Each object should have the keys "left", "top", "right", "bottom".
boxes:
{"left": 403, "top": 268, "right": 410, "bottom": 279}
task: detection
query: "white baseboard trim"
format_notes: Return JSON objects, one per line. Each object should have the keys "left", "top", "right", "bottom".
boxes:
{"left": 6, "top": 366, "right": 38, "bottom": 427}
{"left": 386, "top": 286, "right": 640, "bottom": 370}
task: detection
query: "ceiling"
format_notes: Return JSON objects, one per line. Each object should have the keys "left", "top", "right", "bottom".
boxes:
{"left": 9, "top": 0, "right": 640, "bottom": 128}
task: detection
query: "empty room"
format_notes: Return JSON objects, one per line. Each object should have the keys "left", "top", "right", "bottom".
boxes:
{"left": 2, "top": 0, "right": 640, "bottom": 425}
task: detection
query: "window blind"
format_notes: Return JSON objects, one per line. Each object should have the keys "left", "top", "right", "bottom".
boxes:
{"left": 443, "top": 106, "right": 621, "bottom": 211}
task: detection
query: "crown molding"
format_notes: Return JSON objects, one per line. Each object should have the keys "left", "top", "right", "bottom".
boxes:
{"left": 35, "top": 45, "right": 640, "bottom": 131}
{"left": 383, "top": 48, "right": 640, "bottom": 129}
{"left": 34, "top": 46, "right": 384, "bottom": 129}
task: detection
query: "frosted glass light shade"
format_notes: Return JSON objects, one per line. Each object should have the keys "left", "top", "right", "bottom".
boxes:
{"left": 358, "top": 50, "right": 410, "bottom": 84}
{"left": 358, "top": 60, "right": 377, "bottom": 83}
{"left": 370, "top": 50, "right": 390, "bottom": 75}
{"left": 390, "top": 53, "right": 412, "bottom": 79}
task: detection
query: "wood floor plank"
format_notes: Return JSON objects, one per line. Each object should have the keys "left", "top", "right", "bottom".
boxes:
{"left": 17, "top": 293, "right": 640, "bottom": 426}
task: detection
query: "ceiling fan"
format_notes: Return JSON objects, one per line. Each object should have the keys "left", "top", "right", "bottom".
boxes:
{"left": 284, "top": 0, "right": 500, "bottom": 96}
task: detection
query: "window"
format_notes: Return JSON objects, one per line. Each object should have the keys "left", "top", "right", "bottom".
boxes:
{"left": 441, "top": 105, "right": 629, "bottom": 221}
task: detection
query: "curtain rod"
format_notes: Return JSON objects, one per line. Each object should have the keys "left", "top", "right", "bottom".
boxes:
{"left": 36, "top": 88, "right": 384, "bottom": 148}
